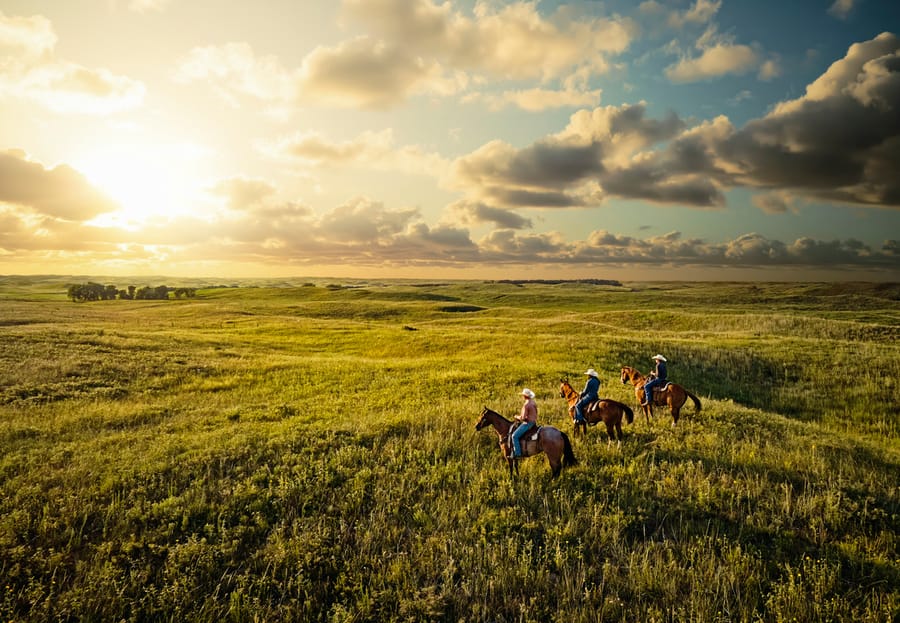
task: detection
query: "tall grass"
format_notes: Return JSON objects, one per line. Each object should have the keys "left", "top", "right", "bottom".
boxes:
{"left": 0, "top": 278, "right": 897, "bottom": 621}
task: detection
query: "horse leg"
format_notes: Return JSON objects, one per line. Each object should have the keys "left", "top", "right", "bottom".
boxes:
{"left": 604, "top": 421, "right": 615, "bottom": 446}
{"left": 614, "top": 421, "right": 623, "bottom": 446}
{"left": 671, "top": 403, "right": 681, "bottom": 426}
{"left": 549, "top": 452, "right": 562, "bottom": 478}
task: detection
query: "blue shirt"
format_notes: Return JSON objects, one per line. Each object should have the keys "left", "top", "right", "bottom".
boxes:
{"left": 655, "top": 361, "right": 667, "bottom": 381}
{"left": 580, "top": 376, "right": 600, "bottom": 400}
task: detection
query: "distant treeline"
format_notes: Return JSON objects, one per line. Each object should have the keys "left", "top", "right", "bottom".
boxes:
{"left": 492, "top": 278, "right": 623, "bottom": 286}
{"left": 67, "top": 282, "right": 197, "bottom": 302}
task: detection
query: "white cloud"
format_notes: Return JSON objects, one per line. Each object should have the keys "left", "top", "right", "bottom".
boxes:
{"left": 176, "top": 1, "right": 634, "bottom": 112}
{"left": 757, "top": 58, "right": 781, "bottom": 81}
{"left": 128, "top": 0, "right": 172, "bottom": 12}
{"left": 464, "top": 85, "right": 602, "bottom": 112}
{"left": 297, "top": 37, "right": 462, "bottom": 109}
{"left": 751, "top": 191, "right": 798, "bottom": 214}
{"left": 0, "top": 10, "right": 145, "bottom": 114}
{"left": 264, "top": 128, "right": 450, "bottom": 178}
{"left": 828, "top": 0, "right": 855, "bottom": 20}
{"left": 667, "top": 0, "right": 721, "bottom": 29}
{"left": 665, "top": 43, "right": 759, "bottom": 82}
{"left": 174, "top": 42, "right": 293, "bottom": 105}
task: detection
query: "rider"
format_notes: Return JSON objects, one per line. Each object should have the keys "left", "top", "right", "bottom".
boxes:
{"left": 510, "top": 388, "right": 538, "bottom": 458}
{"left": 574, "top": 368, "right": 601, "bottom": 425}
{"left": 643, "top": 354, "right": 667, "bottom": 406}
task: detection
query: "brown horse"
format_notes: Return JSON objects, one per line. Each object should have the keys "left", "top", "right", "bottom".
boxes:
{"left": 620, "top": 366, "right": 701, "bottom": 426}
{"left": 559, "top": 378, "right": 634, "bottom": 444}
{"left": 475, "top": 407, "right": 577, "bottom": 478}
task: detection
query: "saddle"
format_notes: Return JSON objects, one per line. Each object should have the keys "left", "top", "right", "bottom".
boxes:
{"left": 507, "top": 422, "right": 541, "bottom": 456}
{"left": 509, "top": 421, "right": 541, "bottom": 441}
{"left": 650, "top": 383, "right": 673, "bottom": 403}
{"left": 580, "top": 399, "right": 606, "bottom": 425}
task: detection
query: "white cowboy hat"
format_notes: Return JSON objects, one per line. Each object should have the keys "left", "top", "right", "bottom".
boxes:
{"left": 584, "top": 368, "right": 599, "bottom": 377}
{"left": 521, "top": 388, "right": 535, "bottom": 398}
{"left": 651, "top": 354, "right": 667, "bottom": 362}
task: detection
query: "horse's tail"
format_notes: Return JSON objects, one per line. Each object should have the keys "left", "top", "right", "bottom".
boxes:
{"left": 619, "top": 401, "right": 634, "bottom": 424}
{"left": 686, "top": 390, "right": 702, "bottom": 413}
{"left": 560, "top": 431, "right": 578, "bottom": 468}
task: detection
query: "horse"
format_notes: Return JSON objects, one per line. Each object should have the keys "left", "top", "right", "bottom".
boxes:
{"left": 474, "top": 407, "right": 577, "bottom": 478}
{"left": 559, "top": 378, "right": 633, "bottom": 444}
{"left": 620, "top": 366, "right": 701, "bottom": 426}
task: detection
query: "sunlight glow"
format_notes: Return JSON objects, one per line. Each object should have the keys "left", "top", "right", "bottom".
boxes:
{"left": 75, "top": 139, "right": 210, "bottom": 227}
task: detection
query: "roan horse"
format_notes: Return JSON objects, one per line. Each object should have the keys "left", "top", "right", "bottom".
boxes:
{"left": 475, "top": 407, "right": 577, "bottom": 478}
{"left": 620, "top": 366, "right": 702, "bottom": 426}
{"left": 559, "top": 379, "right": 633, "bottom": 444}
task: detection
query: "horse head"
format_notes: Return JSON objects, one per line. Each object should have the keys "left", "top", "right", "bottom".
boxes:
{"left": 476, "top": 406, "right": 504, "bottom": 430}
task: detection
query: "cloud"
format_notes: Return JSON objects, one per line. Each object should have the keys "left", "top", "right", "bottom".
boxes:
{"left": 448, "top": 102, "right": 697, "bottom": 209}
{"left": 174, "top": 42, "right": 293, "bottom": 105}
{"left": 209, "top": 177, "right": 278, "bottom": 211}
{"left": 0, "top": 10, "right": 144, "bottom": 114}
{"left": 828, "top": 0, "right": 855, "bottom": 20}
{"left": 176, "top": 1, "right": 634, "bottom": 111}
{"left": 448, "top": 32, "right": 900, "bottom": 211}
{"left": 463, "top": 85, "right": 602, "bottom": 112}
{"left": 0, "top": 11, "right": 55, "bottom": 59}
{"left": 264, "top": 128, "right": 450, "bottom": 177}
{"left": 0, "top": 150, "right": 120, "bottom": 221}
{"left": 447, "top": 200, "right": 533, "bottom": 229}
{"left": 342, "top": 0, "right": 633, "bottom": 81}
{"left": 757, "top": 58, "right": 781, "bottom": 81}
{"left": 298, "top": 37, "right": 462, "bottom": 109}
{"left": 751, "top": 191, "right": 798, "bottom": 214}
{"left": 720, "top": 32, "right": 900, "bottom": 206}
{"left": 667, "top": 0, "right": 721, "bottom": 29}
{"left": 318, "top": 197, "right": 418, "bottom": 243}
{"left": 2, "top": 185, "right": 897, "bottom": 272}
{"left": 128, "top": 0, "right": 172, "bottom": 12}
{"left": 665, "top": 43, "right": 759, "bottom": 82}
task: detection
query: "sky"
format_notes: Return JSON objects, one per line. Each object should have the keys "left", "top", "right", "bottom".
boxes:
{"left": 1, "top": 0, "right": 899, "bottom": 281}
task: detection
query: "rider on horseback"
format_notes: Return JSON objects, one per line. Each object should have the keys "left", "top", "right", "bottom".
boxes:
{"left": 510, "top": 388, "right": 538, "bottom": 458}
{"left": 642, "top": 354, "right": 667, "bottom": 406}
{"left": 573, "top": 368, "right": 601, "bottom": 425}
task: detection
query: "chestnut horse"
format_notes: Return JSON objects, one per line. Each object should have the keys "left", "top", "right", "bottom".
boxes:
{"left": 559, "top": 379, "right": 633, "bottom": 444}
{"left": 475, "top": 407, "right": 577, "bottom": 478}
{"left": 620, "top": 366, "right": 701, "bottom": 426}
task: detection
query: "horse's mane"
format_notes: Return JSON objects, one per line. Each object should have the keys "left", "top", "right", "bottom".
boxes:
{"left": 482, "top": 407, "right": 511, "bottom": 422}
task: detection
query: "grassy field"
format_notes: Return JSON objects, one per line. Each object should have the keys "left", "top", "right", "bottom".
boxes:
{"left": 1, "top": 276, "right": 898, "bottom": 622}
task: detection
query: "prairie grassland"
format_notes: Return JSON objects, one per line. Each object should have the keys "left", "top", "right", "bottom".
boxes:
{"left": 0, "top": 277, "right": 898, "bottom": 622}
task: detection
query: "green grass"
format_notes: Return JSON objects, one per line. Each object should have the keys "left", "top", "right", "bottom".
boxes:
{"left": 0, "top": 277, "right": 898, "bottom": 622}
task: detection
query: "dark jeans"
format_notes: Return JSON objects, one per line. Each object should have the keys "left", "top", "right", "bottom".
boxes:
{"left": 574, "top": 396, "right": 595, "bottom": 422}
{"left": 644, "top": 377, "right": 666, "bottom": 403}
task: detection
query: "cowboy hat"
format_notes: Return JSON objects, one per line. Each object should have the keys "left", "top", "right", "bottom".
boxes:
{"left": 651, "top": 354, "right": 667, "bottom": 361}
{"left": 584, "top": 368, "right": 598, "bottom": 377}
{"left": 521, "top": 388, "right": 535, "bottom": 398}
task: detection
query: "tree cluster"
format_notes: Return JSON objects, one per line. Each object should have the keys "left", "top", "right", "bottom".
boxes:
{"left": 67, "top": 282, "right": 197, "bottom": 302}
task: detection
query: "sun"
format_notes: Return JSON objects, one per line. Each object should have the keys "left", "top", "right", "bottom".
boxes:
{"left": 74, "top": 138, "right": 210, "bottom": 227}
